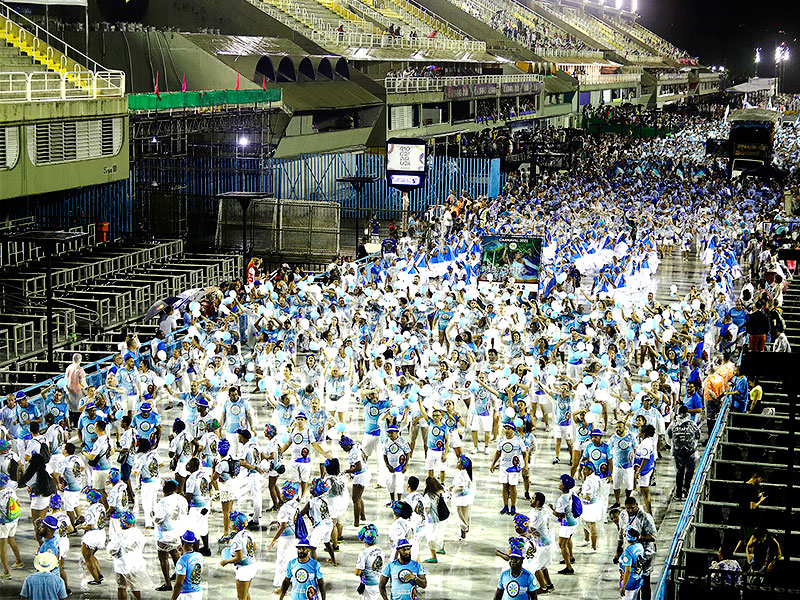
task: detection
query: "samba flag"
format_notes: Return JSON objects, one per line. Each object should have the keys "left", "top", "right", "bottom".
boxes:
{"left": 235, "top": 71, "right": 240, "bottom": 90}
{"left": 154, "top": 71, "right": 161, "bottom": 100}
{"left": 262, "top": 75, "right": 267, "bottom": 90}
{"left": 181, "top": 73, "right": 187, "bottom": 92}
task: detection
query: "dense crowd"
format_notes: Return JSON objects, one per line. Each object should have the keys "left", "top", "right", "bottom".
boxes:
{"left": 0, "top": 108, "right": 798, "bottom": 600}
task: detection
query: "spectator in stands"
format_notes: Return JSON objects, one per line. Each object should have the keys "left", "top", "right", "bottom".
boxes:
{"left": 745, "top": 301, "right": 770, "bottom": 352}
{"left": 667, "top": 405, "right": 700, "bottom": 500}
{"left": 356, "top": 237, "right": 369, "bottom": 261}
{"left": 709, "top": 544, "right": 742, "bottom": 589}
{"left": 736, "top": 469, "right": 766, "bottom": 551}
{"left": 158, "top": 305, "right": 178, "bottom": 337}
{"left": 745, "top": 528, "right": 781, "bottom": 575}
{"left": 771, "top": 324, "right": 791, "bottom": 352}
{"left": 64, "top": 354, "right": 87, "bottom": 430}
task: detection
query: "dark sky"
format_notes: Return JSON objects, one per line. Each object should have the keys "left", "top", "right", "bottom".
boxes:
{"left": 637, "top": 0, "right": 798, "bottom": 92}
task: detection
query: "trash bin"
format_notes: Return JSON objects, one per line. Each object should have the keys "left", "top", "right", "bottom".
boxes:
{"left": 96, "top": 221, "right": 110, "bottom": 243}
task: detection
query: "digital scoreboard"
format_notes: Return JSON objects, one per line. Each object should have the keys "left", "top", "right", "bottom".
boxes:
{"left": 386, "top": 138, "right": 427, "bottom": 191}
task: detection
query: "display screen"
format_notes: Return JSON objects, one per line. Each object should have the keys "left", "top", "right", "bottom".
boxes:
{"left": 388, "top": 174, "right": 422, "bottom": 186}
{"left": 387, "top": 143, "right": 426, "bottom": 172}
{"left": 479, "top": 236, "right": 543, "bottom": 285}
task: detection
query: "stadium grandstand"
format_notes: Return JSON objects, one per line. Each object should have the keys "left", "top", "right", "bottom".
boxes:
{"left": 1, "top": 0, "right": 798, "bottom": 600}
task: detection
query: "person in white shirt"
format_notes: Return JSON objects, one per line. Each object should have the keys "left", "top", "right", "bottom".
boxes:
{"left": 153, "top": 479, "right": 188, "bottom": 592}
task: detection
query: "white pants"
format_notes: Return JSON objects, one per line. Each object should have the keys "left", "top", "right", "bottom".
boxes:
{"left": 597, "top": 478, "right": 611, "bottom": 522}
{"left": 247, "top": 474, "right": 263, "bottom": 521}
{"left": 223, "top": 432, "right": 241, "bottom": 457}
{"left": 188, "top": 506, "right": 209, "bottom": 537}
{"left": 273, "top": 535, "right": 295, "bottom": 587}
{"left": 385, "top": 471, "right": 406, "bottom": 496}
{"left": 139, "top": 481, "right": 159, "bottom": 528}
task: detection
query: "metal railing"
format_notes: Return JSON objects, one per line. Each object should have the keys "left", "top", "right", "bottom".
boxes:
{"left": 311, "top": 29, "right": 486, "bottom": 52}
{"left": 1, "top": 1, "right": 108, "bottom": 75}
{"left": 0, "top": 69, "right": 125, "bottom": 102}
{"left": 253, "top": 0, "right": 375, "bottom": 33}
{"left": 536, "top": 47, "right": 604, "bottom": 60}
{"left": 576, "top": 72, "right": 641, "bottom": 85}
{"left": 384, "top": 73, "right": 544, "bottom": 93}
{"left": 389, "top": 0, "right": 467, "bottom": 40}
{"left": 657, "top": 72, "right": 689, "bottom": 81}
{"left": 625, "top": 52, "right": 665, "bottom": 64}
{"left": 653, "top": 398, "right": 732, "bottom": 600}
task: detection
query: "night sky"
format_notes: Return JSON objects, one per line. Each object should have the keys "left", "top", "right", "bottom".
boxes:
{"left": 638, "top": 0, "right": 798, "bottom": 92}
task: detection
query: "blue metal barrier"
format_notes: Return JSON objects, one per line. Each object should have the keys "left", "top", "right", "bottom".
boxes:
{"left": 654, "top": 398, "right": 732, "bottom": 600}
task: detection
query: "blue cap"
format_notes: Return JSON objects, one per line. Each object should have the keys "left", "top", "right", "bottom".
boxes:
{"left": 561, "top": 474, "right": 575, "bottom": 491}
{"left": 140, "top": 402, "right": 152, "bottom": 412}
{"left": 387, "top": 424, "right": 400, "bottom": 433}
{"left": 396, "top": 538, "right": 412, "bottom": 549}
{"left": 590, "top": 429, "right": 603, "bottom": 436}
{"left": 196, "top": 398, "right": 209, "bottom": 408}
{"left": 509, "top": 548, "right": 525, "bottom": 559}
{"left": 14, "top": 392, "right": 26, "bottom": 400}
{"left": 295, "top": 411, "right": 307, "bottom": 420}
{"left": 85, "top": 402, "right": 96, "bottom": 410}
{"left": 296, "top": 538, "right": 315, "bottom": 548}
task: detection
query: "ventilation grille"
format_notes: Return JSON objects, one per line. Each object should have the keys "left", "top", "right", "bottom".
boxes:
{"left": 0, "top": 127, "right": 20, "bottom": 170}
{"left": 26, "top": 117, "right": 123, "bottom": 166}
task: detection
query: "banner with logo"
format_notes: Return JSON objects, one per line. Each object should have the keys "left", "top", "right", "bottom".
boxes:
{"left": 479, "top": 235, "right": 543, "bottom": 285}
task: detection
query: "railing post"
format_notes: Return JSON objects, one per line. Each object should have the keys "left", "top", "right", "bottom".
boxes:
{"left": 26, "top": 72, "right": 32, "bottom": 102}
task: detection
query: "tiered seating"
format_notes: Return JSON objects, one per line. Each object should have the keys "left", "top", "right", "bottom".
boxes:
{"left": 0, "top": 3, "right": 124, "bottom": 102}
{"left": 254, "top": 0, "right": 378, "bottom": 35}
{"left": 671, "top": 278, "right": 800, "bottom": 595}
{"left": 535, "top": 1, "right": 652, "bottom": 58}
{"left": 604, "top": 17, "right": 690, "bottom": 61}
{"left": 451, "top": 0, "right": 599, "bottom": 57}
{"left": 360, "top": 0, "right": 463, "bottom": 40}
{"left": 0, "top": 222, "right": 239, "bottom": 364}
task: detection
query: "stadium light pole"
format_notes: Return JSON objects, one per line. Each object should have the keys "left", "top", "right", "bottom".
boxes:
{"left": 755, "top": 47, "right": 761, "bottom": 77}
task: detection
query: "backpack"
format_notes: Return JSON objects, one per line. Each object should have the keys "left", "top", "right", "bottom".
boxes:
{"left": 5, "top": 496, "right": 21, "bottom": 523}
{"left": 671, "top": 420, "right": 697, "bottom": 455}
{"left": 570, "top": 493, "right": 583, "bottom": 518}
{"left": 437, "top": 494, "right": 450, "bottom": 521}
{"left": 36, "top": 439, "right": 52, "bottom": 464}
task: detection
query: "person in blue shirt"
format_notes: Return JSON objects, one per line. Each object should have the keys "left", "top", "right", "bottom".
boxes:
{"left": 36, "top": 515, "right": 62, "bottom": 577}
{"left": 45, "top": 389, "right": 69, "bottom": 430}
{"left": 682, "top": 382, "right": 704, "bottom": 423}
{"left": 723, "top": 370, "right": 750, "bottom": 413}
{"left": 131, "top": 403, "right": 162, "bottom": 448}
{"left": 379, "top": 538, "right": 427, "bottom": 600}
{"left": 582, "top": 429, "right": 613, "bottom": 481}
{"left": 609, "top": 421, "right": 637, "bottom": 509}
{"left": 495, "top": 549, "right": 538, "bottom": 600}
{"left": 173, "top": 530, "right": 203, "bottom": 600}
{"left": 77, "top": 403, "right": 104, "bottom": 452}
{"left": 619, "top": 528, "right": 645, "bottom": 599}
{"left": 280, "top": 538, "right": 326, "bottom": 600}
{"left": 15, "top": 393, "right": 42, "bottom": 439}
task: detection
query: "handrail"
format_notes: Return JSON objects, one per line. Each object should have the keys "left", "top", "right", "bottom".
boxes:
{"left": 536, "top": 47, "right": 604, "bottom": 60}
{"left": 0, "top": 69, "right": 125, "bottom": 102}
{"left": 576, "top": 73, "right": 641, "bottom": 85}
{"left": 384, "top": 73, "right": 544, "bottom": 93}
{"left": 390, "top": 0, "right": 466, "bottom": 40}
{"left": 310, "top": 29, "right": 486, "bottom": 52}
{"left": 653, "top": 398, "right": 732, "bottom": 600}
{"left": 0, "top": 1, "right": 109, "bottom": 74}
